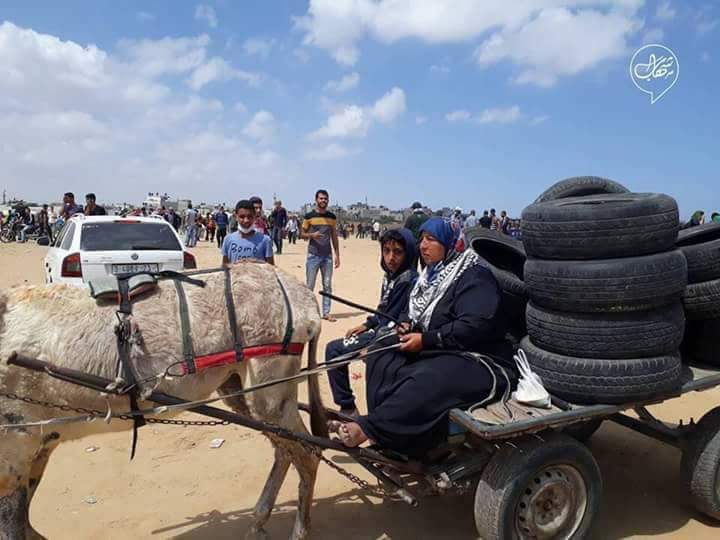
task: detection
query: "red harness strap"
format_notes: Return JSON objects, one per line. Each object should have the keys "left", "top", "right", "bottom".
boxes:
{"left": 182, "top": 342, "right": 305, "bottom": 375}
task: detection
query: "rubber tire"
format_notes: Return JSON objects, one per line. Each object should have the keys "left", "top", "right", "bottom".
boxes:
{"left": 683, "top": 279, "right": 720, "bottom": 321}
{"left": 682, "top": 319, "right": 720, "bottom": 366}
{"left": 533, "top": 175, "right": 629, "bottom": 204}
{"left": 467, "top": 226, "right": 526, "bottom": 280}
{"left": 524, "top": 251, "right": 687, "bottom": 314}
{"left": 677, "top": 223, "right": 720, "bottom": 283}
{"left": 520, "top": 336, "right": 683, "bottom": 405}
{"left": 526, "top": 302, "right": 685, "bottom": 359}
{"left": 522, "top": 193, "right": 679, "bottom": 260}
{"left": 563, "top": 419, "right": 604, "bottom": 443}
{"left": 681, "top": 407, "right": 720, "bottom": 520}
{"left": 474, "top": 432, "right": 602, "bottom": 540}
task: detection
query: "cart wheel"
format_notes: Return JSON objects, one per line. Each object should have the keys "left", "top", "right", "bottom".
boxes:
{"left": 474, "top": 432, "right": 602, "bottom": 540}
{"left": 681, "top": 407, "right": 720, "bottom": 520}
{"left": 563, "top": 420, "right": 603, "bottom": 443}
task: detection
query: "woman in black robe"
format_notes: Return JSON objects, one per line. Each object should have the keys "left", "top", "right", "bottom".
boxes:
{"left": 338, "top": 218, "right": 508, "bottom": 456}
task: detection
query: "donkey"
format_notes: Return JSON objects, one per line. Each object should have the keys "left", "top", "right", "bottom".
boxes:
{"left": 0, "top": 262, "right": 327, "bottom": 540}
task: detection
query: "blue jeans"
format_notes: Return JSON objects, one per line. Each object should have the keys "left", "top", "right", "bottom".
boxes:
{"left": 306, "top": 254, "right": 333, "bottom": 317}
{"left": 185, "top": 224, "right": 197, "bottom": 247}
{"left": 325, "top": 331, "right": 375, "bottom": 410}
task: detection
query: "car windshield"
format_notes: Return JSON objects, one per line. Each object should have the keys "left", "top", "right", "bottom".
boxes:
{"left": 80, "top": 222, "right": 181, "bottom": 251}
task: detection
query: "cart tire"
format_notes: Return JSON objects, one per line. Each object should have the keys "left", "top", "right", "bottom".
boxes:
{"left": 525, "top": 251, "right": 687, "bottom": 313}
{"left": 681, "top": 407, "right": 720, "bottom": 520}
{"left": 474, "top": 432, "right": 602, "bottom": 540}
{"left": 677, "top": 223, "right": 720, "bottom": 284}
{"left": 683, "top": 319, "right": 720, "bottom": 366}
{"left": 521, "top": 193, "right": 679, "bottom": 260}
{"left": 563, "top": 419, "right": 604, "bottom": 443}
{"left": 526, "top": 302, "right": 685, "bottom": 359}
{"left": 533, "top": 176, "right": 629, "bottom": 204}
{"left": 520, "top": 337, "right": 683, "bottom": 404}
{"left": 683, "top": 278, "right": 720, "bottom": 321}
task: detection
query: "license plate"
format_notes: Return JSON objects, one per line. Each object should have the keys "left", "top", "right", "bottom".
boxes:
{"left": 111, "top": 263, "right": 160, "bottom": 275}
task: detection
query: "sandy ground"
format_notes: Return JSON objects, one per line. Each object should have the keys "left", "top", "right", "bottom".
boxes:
{"left": 2, "top": 236, "right": 719, "bottom": 539}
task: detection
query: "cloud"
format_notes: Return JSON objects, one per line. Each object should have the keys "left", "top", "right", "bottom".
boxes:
{"left": 641, "top": 27, "right": 664, "bottom": 44}
{"left": 430, "top": 64, "right": 450, "bottom": 75}
{"left": 234, "top": 102, "right": 248, "bottom": 114}
{"left": 324, "top": 71, "right": 360, "bottom": 92}
{"left": 242, "top": 110, "right": 276, "bottom": 145}
{"left": 137, "top": 11, "right": 154, "bottom": 22}
{"left": 695, "top": 7, "right": 719, "bottom": 35}
{"left": 415, "top": 115, "right": 427, "bottom": 125}
{"left": 188, "top": 57, "right": 260, "bottom": 90}
{"left": 702, "top": 51, "right": 711, "bottom": 62}
{"left": 194, "top": 4, "right": 218, "bottom": 28}
{"left": 370, "top": 87, "right": 405, "bottom": 123}
{"left": 297, "top": 1, "right": 644, "bottom": 84}
{"left": 243, "top": 37, "right": 276, "bottom": 58}
{"left": 292, "top": 47, "right": 311, "bottom": 64}
{"left": 304, "top": 143, "right": 358, "bottom": 160}
{"left": 655, "top": 1, "right": 676, "bottom": 21}
{"left": 445, "top": 110, "right": 471, "bottom": 123}
{"left": 529, "top": 114, "right": 550, "bottom": 126}
{"left": 446, "top": 106, "right": 522, "bottom": 124}
{"left": 0, "top": 22, "right": 284, "bottom": 203}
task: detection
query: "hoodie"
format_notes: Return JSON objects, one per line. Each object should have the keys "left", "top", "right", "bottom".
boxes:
{"left": 365, "top": 228, "right": 419, "bottom": 330}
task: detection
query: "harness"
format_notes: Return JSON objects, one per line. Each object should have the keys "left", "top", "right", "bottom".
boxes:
{"left": 110, "top": 267, "right": 305, "bottom": 457}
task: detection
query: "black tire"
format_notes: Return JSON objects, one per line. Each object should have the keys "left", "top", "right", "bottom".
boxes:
{"left": 563, "top": 419, "right": 604, "bottom": 443}
{"left": 682, "top": 319, "right": 720, "bottom": 366}
{"left": 534, "top": 175, "right": 629, "bottom": 204}
{"left": 525, "top": 251, "right": 687, "bottom": 314}
{"left": 480, "top": 258, "right": 525, "bottom": 297}
{"left": 474, "top": 432, "right": 602, "bottom": 540}
{"left": 522, "top": 193, "right": 679, "bottom": 260}
{"left": 0, "top": 229, "right": 14, "bottom": 243}
{"left": 526, "top": 302, "right": 685, "bottom": 359}
{"left": 681, "top": 407, "right": 720, "bottom": 520}
{"left": 520, "top": 337, "right": 683, "bottom": 405}
{"left": 677, "top": 223, "right": 720, "bottom": 283}
{"left": 683, "top": 279, "right": 720, "bottom": 321}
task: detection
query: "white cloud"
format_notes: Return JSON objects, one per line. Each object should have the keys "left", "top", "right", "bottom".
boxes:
{"left": 529, "top": 114, "right": 550, "bottom": 126}
{"left": 695, "top": 7, "right": 719, "bottom": 35}
{"left": 304, "top": 143, "right": 358, "bottom": 161}
{"left": 702, "top": 51, "right": 711, "bottom": 62}
{"left": 655, "top": 1, "right": 676, "bottom": 21}
{"left": 415, "top": 115, "right": 427, "bottom": 125}
{"left": 137, "top": 11, "right": 154, "bottom": 22}
{"left": 325, "top": 71, "right": 360, "bottom": 92}
{"left": 242, "top": 110, "right": 276, "bottom": 145}
{"left": 188, "top": 57, "right": 260, "bottom": 90}
{"left": 243, "top": 37, "right": 276, "bottom": 58}
{"left": 309, "top": 86, "right": 406, "bottom": 139}
{"left": 641, "top": 27, "right": 664, "bottom": 44}
{"left": 297, "top": 1, "right": 644, "bottom": 84}
{"left": 194, "top": 4, "right": 218, "bottom": 28}
{"left": 430, "top": 64, "right": 450, "bottom": 75}
{"left": 446, "top": 110, "right": 471, "bottom": 122}
{"left": 0, "top": 22, "right": 284, "bottom": 203}
{"left": 371, "top": 87, "right": 405, "bottom": 123}
{"left": 234, "top": 102, "right": 248, "bottom": 114}
{"left": 293, "top": 47, "right": 311, "bottom": 64}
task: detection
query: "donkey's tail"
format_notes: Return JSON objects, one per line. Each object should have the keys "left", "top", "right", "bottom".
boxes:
{"left": 307, "top": 334, "right": 329, "bottom": 438}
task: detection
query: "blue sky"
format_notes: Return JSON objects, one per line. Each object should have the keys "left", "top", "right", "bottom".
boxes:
{"left": 0, "top": 1, "right": 717, "bottom": 218}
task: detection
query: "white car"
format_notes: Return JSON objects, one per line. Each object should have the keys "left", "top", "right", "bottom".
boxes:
{"left": 40, "top": 215, "right": 196, "bottom": 286}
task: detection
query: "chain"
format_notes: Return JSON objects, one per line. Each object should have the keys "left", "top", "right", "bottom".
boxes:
{"left": 1, "top": 391, "right": 390, "bottom": 496}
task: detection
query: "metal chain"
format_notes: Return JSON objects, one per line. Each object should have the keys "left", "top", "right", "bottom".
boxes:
{"left": 1, "top": 391, "right": 389, "bottom": 497}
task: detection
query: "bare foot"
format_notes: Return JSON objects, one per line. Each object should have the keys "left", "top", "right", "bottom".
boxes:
{"left": 322, "top": 315, "right": 337, "bottom": 322}
{"left": 339, "top": 422, "right": 368, "bottom": 447}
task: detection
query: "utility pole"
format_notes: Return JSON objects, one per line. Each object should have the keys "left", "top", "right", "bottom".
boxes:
{"left": 2, "top": 189, "right": 5, "bottom": 205}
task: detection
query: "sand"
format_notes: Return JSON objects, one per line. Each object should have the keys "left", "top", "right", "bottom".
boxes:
{"left": 2, "top": 237, "right": 719, "bottom": 539}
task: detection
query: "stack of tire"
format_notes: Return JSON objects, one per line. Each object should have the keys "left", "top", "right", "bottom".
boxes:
{"left": 519, "top": 181, "right": 687, "bottom": 405}
{"left": 465, "top": 227, "right": 527, "bottom": 341}
{"left": 678, "top": 222, "right": 720, "bottom": 365}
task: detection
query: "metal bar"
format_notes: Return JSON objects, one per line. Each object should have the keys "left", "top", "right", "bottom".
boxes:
{"left": 319, "top": 291, "right": 402, "bottom": 325}
{"left": 607, "top": 413, "right": 681, "bottom": 447}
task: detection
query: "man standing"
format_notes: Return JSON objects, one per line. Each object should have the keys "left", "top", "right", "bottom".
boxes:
{"left": 221, "top": 200, "right": 274, "bottom": 265}
{"left": 214, "top": 205, "right": 229, "bottom": 248}
{"left": 372, "top": 220, "right": 380, "bottom": 241}
{"left": 270, "top": 200, "right": 288, "bottom": 254}
{"left": 500, "top": 210, "right": 511, "bottom": 234}
{"left": 464, "top": 209, "right": 479, "bottom": 229}
{"left": 301, "top": 189, "right": 340, "bottom": 321}
{"left": 38, "top": 204, "right": 52, "bottom": 242}
{"left": 84, "top": 193, "right": 107, "bottom": 216}
{"left": 479, "top": 210, "right": 492, "bottom": 229}
{"left": 286, "top": 214, "right": 299, "bottom": 244}
{"left": 61, "top": 192, "right": 82, "bottom": 220}
{"left": 403, "top": 201, "right": 429, "bottom": 241}
{"left": 185, "top": 204, "right": 198, "bottom": 247}
{"left": 249, "top": 196, "right": 269, "bottom": 235}
{"left": 490, "top": 208, "right": 499, "bottom": 231}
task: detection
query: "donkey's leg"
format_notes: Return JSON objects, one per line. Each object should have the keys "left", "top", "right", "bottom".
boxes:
{"left": 22, "top": 432, "right": 62, "bottom": 540}
{"left": 0, "top": 434, "right": 36, "bottom": 540}
{"left": 245, "top": 443, "right": 292, "bottom": 540}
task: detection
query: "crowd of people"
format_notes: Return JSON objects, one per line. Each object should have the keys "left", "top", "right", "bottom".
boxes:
{"left": 684, "top": 210, "right": 720, "bottom": 228}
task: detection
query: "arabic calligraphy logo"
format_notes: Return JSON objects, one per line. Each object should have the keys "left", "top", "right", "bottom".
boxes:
{"left": 630, "top": 44, "right": 679, "bottom": 104}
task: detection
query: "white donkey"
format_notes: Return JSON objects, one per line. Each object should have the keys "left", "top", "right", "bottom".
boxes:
{"left": 0, "top": 262, "right": 327, "bottom": 540}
